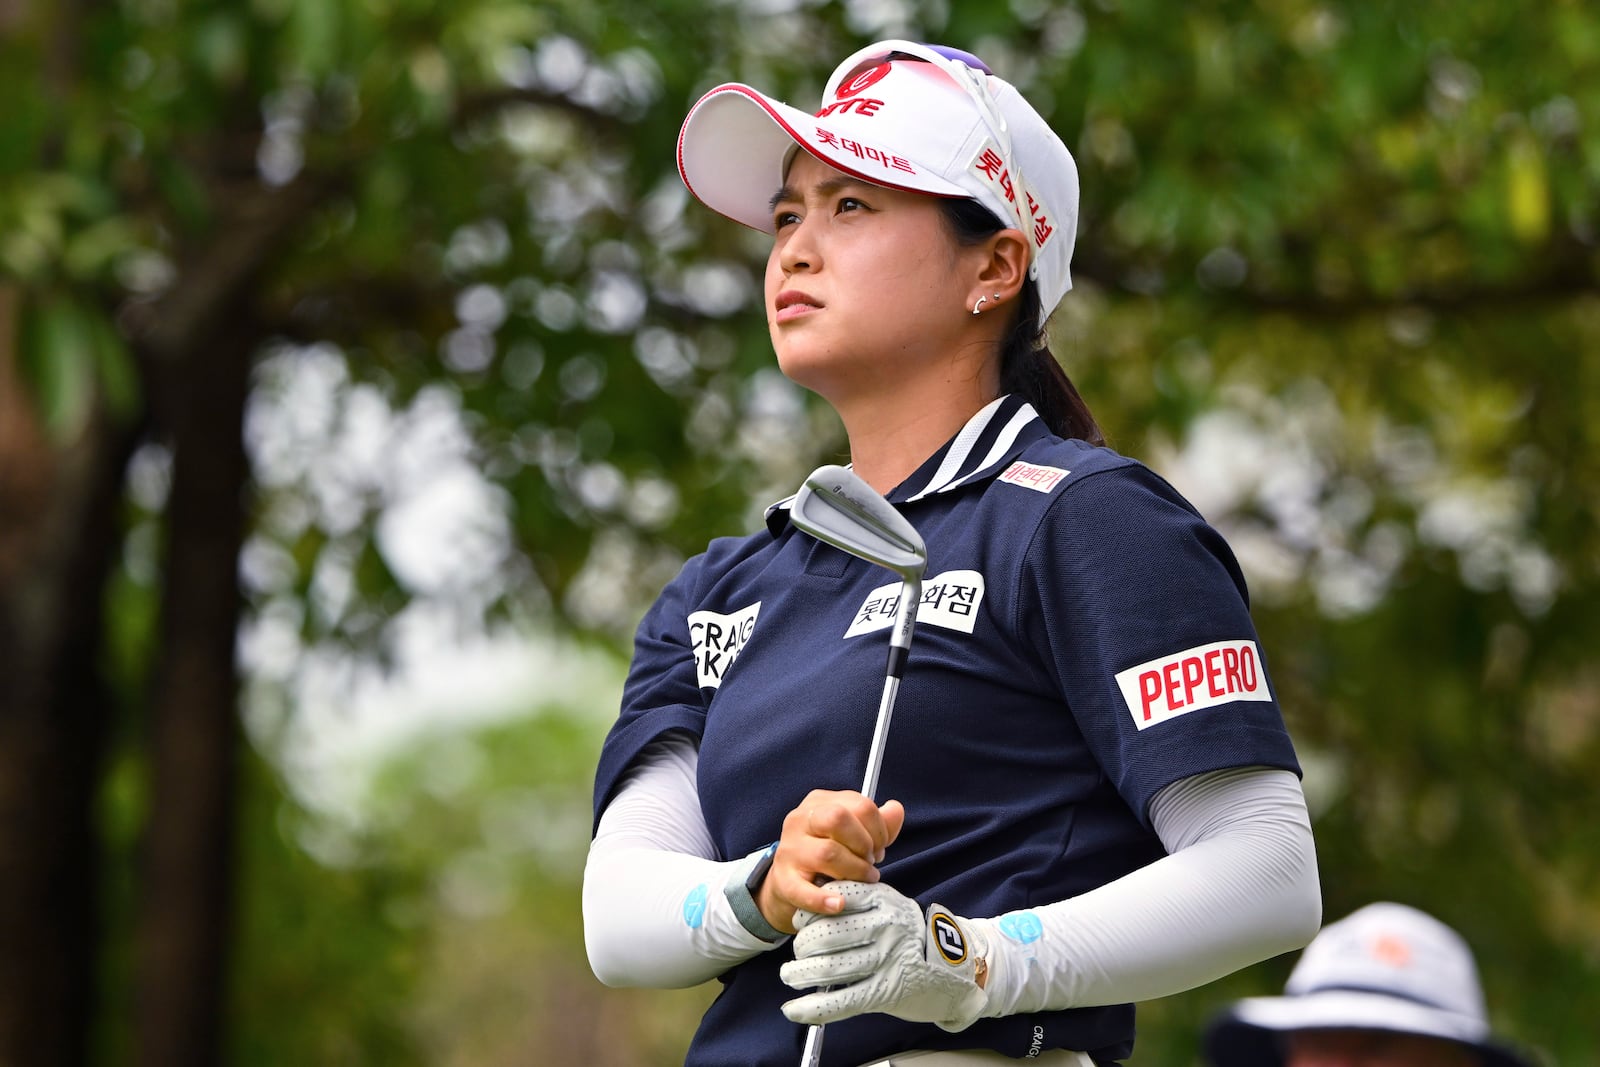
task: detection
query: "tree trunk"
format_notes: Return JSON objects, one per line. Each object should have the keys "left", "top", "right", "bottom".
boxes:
{"left": 0, "top": 285, "right": 133, "bottom": 1065}
{"left": 132, "top": 321, "right": 255, "bottom": 1067}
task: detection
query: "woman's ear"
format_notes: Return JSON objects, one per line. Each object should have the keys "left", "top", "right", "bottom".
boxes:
{"left": 974, "top": 229, "right": 1030, "bottom": 305}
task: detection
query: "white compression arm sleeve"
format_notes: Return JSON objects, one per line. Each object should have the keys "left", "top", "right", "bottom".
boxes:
{"left": 584, "top": 732, "right": 781, "bottom": 988}
{"left": 978, "top": 766, "right": 1321, "bottom": 1014}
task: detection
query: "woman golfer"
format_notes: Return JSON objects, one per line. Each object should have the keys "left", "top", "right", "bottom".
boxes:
{"left": 584, "top": 40, "right": 1321, "bottom": 1067}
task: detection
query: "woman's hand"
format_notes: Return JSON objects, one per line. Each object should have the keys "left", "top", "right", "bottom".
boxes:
{"left": 757, "top": 790, "right": 905, "bottom": 935}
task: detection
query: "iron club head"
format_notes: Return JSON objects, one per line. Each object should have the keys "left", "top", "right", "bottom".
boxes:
{"left": 789, "top": 465, "right": 927, "bottom": 581}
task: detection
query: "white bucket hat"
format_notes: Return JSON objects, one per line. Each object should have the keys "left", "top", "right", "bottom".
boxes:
{"left": 1203, "top": 903, "right": 1536, "bottom": 1067}
{"left": 676, "top": 40, "right": 1080, "bottom": 329}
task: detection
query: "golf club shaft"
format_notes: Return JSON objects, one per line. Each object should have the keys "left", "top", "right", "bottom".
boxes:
{"left": 798, "top": 674, "right": 901, "bottom": 1067}
{"left": 797, "top": 677, "right": 898, "bottom": 1067}
{"left": 799, "top": 1017, "right": 825, "bottom": 1067}
{"left": 800, "top": 578, "right": 919, "bottom": 1067}
{"left": 858, "top": 674, "right": 900, "bottom": 803}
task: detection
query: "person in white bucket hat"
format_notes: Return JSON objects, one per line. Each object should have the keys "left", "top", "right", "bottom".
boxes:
{"left": 585, "top": 40, "right": 1322, "bottom": 1067}
{"left": 1203, "top": 903, "right": 1537, "bottom": 1067}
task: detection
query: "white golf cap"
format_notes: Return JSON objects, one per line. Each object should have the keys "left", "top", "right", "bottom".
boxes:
{"left": 676, "top": 40, "right": 1079, "bottom": 329}
{"left": 1203, "top": 903, "right": 1536, "bottom": 1067}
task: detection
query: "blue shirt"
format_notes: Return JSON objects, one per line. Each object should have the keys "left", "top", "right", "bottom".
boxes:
{"left": 592, "top": 395, "right": 1300, "bottom": 1066}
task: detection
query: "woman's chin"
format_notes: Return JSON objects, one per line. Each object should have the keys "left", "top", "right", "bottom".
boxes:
{"left": 772, "top": 347, "right": 846, "bottom": 394}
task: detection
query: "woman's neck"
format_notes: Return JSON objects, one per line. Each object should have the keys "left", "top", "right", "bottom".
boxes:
{"left": 834, "top": 375, "right": 1000, "bottom": 496}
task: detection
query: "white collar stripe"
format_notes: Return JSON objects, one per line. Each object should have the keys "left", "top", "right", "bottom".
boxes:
{"left": 927, "top": 403, "right": 1039, "bottom": 496}
{"left": 765, "top": 398, "right": 1043, "bottom": 529}
{"left": 906, "top": 395, "right": 1010, "bottom": 502}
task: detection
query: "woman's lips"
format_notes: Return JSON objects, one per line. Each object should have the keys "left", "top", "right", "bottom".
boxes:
{"left": 774, "top": 290, "right": 823, "bottom": 323}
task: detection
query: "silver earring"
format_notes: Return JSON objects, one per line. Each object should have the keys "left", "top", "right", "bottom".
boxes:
{"left": 972, "top": 296, "right": 988, "bottom": 315}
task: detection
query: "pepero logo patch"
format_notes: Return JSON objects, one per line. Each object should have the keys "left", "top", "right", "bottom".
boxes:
{"left": 687, "top": 602, "right": 760, "bottom": 689}
{"left": 1114, "top": 640, "right": 1271, "bottom": 730}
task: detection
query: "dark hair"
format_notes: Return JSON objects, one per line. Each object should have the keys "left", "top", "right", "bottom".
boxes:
{"left": 939, "top": 198, "right": 1104, "bottom": 446}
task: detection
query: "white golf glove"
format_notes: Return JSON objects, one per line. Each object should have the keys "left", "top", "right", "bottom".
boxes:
{"left": 779, "top": 880, "right": 989, "bottom": 1032}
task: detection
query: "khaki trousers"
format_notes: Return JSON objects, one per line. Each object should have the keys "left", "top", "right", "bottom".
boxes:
{"left": 856, "top": 1050, "right": 1094, "bottom": 1066}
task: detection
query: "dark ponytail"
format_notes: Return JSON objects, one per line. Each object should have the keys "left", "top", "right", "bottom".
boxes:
{"left": 940, "top": 199, "right": 1104, "bottom": 446}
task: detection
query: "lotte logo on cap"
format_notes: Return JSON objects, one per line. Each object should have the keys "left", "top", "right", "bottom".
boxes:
{"left": 836, "top": 62, "right": 892, "bottom": 98}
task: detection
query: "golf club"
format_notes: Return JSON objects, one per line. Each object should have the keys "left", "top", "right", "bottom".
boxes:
{"left": 787, "top": 464, "right": 928, "bottom": 1067}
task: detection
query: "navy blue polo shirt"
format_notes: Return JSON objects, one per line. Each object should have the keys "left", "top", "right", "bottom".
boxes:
{"left": 592, "top": 395, "right": 1300, "bottom": 1067}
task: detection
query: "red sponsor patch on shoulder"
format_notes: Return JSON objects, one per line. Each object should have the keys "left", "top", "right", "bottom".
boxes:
{"left": 998, "top": 461, "right": 1069, "bottom": 494}
{"left": 1114, "top": 640, "right": 1272, "bottom": 730}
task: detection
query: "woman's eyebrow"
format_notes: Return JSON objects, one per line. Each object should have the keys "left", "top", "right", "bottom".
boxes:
{"left": 768, "top": 176, "right": 866, "bottom": 212}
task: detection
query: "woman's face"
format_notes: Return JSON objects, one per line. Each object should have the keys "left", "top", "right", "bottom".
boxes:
{"left": 764, "top": 152, "right": 987, "bottom": 401}
{"left": 1283, "top": 1029, "right": 1482, "bottom": 1067}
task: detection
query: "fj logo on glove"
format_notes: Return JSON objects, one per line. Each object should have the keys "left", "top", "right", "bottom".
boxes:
{"left": 778, "top": 885, "right": 989, "bottom": 1032}
{"left": 930, "top": 912, "right": 968, "bottom": 965}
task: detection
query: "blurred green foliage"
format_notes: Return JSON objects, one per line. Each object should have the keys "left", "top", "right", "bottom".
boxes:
{"left": 4, "top": 0, "right": 1599, "bottom": 1063}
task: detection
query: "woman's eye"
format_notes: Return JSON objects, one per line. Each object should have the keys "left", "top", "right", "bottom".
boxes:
{"left": 774, "top": 209, "right": 800, "bottom": 229}
{"left": 837, "top": 197, "right": 866, "bottom": 213}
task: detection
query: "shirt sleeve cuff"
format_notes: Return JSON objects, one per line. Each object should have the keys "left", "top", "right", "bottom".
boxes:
{"left": 723, "top": 842, "right": 789, "bottom": 945}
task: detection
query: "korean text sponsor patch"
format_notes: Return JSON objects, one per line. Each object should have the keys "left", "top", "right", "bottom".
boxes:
{"left": 998, "top": 461, "right": 1070, "bottom": 494}
{"left": 846, "top": 570, "right": 985, "bottom": 637}
{"left": 970, "top": 138, "right": 1056, "bottom": 251}
{"left": 1114, "top": 639, "right": 1271, "bottom": 730}
{"left": 688, "top": 601, "right": 761, "bottom": 689}
{"left": 813, "top": 124, "right": 916, "bottom": 174}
